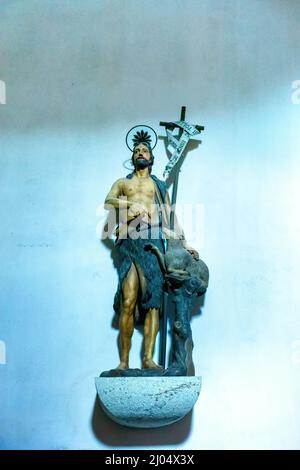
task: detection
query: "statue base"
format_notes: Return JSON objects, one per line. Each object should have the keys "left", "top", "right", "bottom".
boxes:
{"left": 95, "top": 376, "right": 201, "bottom": 428}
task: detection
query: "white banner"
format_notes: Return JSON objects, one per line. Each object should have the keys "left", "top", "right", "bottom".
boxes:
{"left": 172, "top": 120, "right": 200, "bottom": 136}
{"left": 163, "top": 121, "right": 201, "bottom": 179}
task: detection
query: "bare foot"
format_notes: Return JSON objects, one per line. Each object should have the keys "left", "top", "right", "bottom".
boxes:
{"left": 142, "top": 358, "right": 163, "bottom": 369}
{"left": 116, "top": 362, "right": 128, "bottom": 370}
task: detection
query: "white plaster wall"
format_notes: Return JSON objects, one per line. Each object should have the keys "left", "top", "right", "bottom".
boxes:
{"left": 0, "top": 0, "right": 300, "bottom": 449}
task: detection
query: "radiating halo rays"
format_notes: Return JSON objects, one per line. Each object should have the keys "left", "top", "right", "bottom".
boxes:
{"left": 125, "top": 125, "right": 157, "bottom": 151}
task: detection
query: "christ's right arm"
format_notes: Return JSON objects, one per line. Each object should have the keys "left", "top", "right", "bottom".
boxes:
{"left": 104, "top": 179, "right": 133, "bottom": 210}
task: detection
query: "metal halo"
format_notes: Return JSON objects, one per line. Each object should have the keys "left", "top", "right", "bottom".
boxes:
{"left": 123, "top": 158, "right": 134, "bottom": 171}
{"left": 125, "top": 125, "right": 157, "bottom": 152}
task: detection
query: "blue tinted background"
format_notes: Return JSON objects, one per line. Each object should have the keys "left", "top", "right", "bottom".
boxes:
{"left": 1, "top": 0, "right": 300, "bottom": 449}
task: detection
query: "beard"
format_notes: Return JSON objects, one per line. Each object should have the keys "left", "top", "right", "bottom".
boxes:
{"left": 134, "top": 157, "right": 153, "bottom": 170}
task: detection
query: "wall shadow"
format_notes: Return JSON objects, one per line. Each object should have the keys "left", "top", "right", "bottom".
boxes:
{"left": 158, "top": 136, "right": 202, "bottom": 191}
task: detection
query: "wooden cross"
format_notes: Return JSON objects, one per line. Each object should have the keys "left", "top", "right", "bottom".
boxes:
{"left": 158, "top": 106, "right": 204, "bottom": 368}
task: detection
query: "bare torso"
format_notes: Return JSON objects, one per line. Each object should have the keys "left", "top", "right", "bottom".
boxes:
{"left": 122, "top": 175, "right": 157, "bottom": 216}
{"left": 105, "top": 174, "right": 160, "bottom": 227}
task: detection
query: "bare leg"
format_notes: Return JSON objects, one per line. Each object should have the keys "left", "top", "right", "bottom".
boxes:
{"left": 117, "top": 264, "right": 139, "bottom": 369}
{"left": 135, "top": 265, "right": 162, "bottom": 369}
{"left": 142, "top": 308, "right": 162, "bottom": 369}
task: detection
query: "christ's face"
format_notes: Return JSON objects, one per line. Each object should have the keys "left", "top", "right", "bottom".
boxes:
{"left": 133, "top": 144, "right": 151, "bottom": 162}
